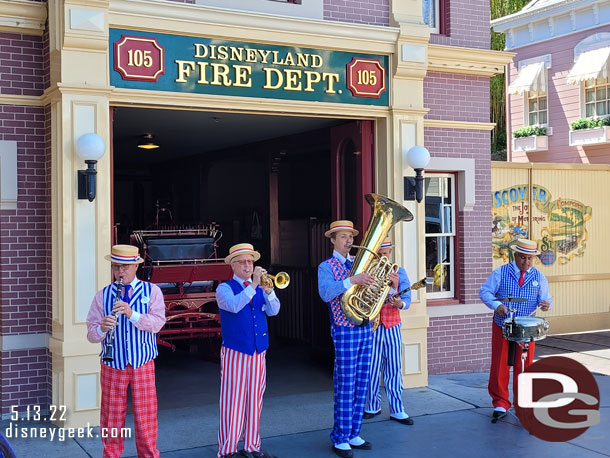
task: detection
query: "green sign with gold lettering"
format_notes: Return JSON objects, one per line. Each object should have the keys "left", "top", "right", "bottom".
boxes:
{"left": 110, "top": 29, "right": 389, "bottom": 106}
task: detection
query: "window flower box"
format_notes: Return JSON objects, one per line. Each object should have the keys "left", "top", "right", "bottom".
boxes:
{"left": 513, "top": 135, "right": 548, "bottom": 152}
{"left": 569, "top": 126, "right": 610, "bottom": 146}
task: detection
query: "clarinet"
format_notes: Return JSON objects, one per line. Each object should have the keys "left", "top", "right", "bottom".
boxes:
{"left": 102, "top": 278, "right": 124, "bottom": 363}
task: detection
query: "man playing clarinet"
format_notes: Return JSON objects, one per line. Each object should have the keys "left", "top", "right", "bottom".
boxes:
{"left": 86, "top": 244, "right": 166, "bottom": 458}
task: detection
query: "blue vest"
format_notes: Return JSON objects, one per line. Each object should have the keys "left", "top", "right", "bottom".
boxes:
{"left": 219, "top": 279, "right": 269, "bottom": 355}
{"left": 102, "top": 280, "right": 158, "bottom": 370}
{"left": 494, "top": 264, "right": 541, "bottom": 327}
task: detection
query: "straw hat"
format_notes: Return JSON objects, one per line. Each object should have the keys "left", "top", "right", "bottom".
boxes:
{"left": 510, "top": 238, "right": 540, "bottom": 256}
{"left": 225, "top": 243, "right": 261, "bottom": 264}
{"left": 380, "top": 237, "right": 392, "bottom": 248}
{"left": 104, "top": 244, "right": 144, "bottom": 264}
{"left": 324, "top": 220, "right": 359, "bottom": 238}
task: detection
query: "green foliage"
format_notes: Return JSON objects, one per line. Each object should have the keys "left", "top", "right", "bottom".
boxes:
{"left": 490, "top": 0, "right": 532, "bottom": 160}
{"left": 571, "top": 117, "right": 610, "bottom": 130}
{"left": 513, "top": 126, "right": 547, "bottom": 138}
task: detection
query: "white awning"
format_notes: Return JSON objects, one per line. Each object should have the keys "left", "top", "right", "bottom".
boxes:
{"left": 508, "top": 61, "right": 546, "bottom": 95}
{"left": 566, "top": 46, "right": 610, "bottom": 84}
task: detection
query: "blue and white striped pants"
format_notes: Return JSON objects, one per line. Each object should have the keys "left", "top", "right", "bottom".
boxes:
{"left": 330, "top": 324, "right": 372, "bottom": 445}
{"left": 365, "top": 323, "right": 405, "bottom": 415}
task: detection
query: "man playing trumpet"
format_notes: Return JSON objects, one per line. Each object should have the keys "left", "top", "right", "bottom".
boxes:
{"left": 86, "top": 244, "right": 166, "bottom": 458}
{"left": 215, "top": 243, "right": 281, "bottom": 458}
{"left": 318, "top": 220, "right": 376, "bottom": 458}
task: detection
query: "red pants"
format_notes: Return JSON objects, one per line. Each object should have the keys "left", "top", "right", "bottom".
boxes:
{"left": 488, "top": 323, "right": 535, "bottom": 410}
{"left": 100, "top": 360, "right": 160, "bottom": 458}
{"left": 217, "top": 347, "right": 266, "bottom": 457}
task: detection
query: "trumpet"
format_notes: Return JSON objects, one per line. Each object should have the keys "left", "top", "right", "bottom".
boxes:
{"left": 260, "top": 271, "right": 290, "bottom": 289}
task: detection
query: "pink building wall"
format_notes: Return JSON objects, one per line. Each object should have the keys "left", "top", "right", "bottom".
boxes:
{"left": 507, "top": 25, "right": 610, "bottom": 163}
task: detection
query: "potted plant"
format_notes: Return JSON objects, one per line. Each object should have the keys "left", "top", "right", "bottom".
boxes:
{"left": 569, "top": 116, "right": 610, "bottom": 146}
{"left": 512, "top": 126, "right": 548, "bottom": 152}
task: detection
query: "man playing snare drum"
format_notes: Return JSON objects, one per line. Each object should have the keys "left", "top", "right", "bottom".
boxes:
{"left": 479, "top": 238, "right": 552, "bottom": 419}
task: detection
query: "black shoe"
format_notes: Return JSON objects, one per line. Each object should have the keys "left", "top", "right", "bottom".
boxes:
{"left": 492, "top": 410, "right": 506, "bottom": 419}
{"left": 390, "top": 416, "right": 414, "bottom": 425}
{"left": 350, "top": 441, "right": 372, "bottom": 450}
{"left": 332, "top": 447, "right": 354, "bottom": 458}
{"left": 240, "top": 451, "right": 277, "bottom": 458}
{"left": 362, "top": 410, "right": 381, "bottom": 419}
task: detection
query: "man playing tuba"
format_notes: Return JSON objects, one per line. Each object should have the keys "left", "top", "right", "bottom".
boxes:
{"left": 318, "top": 220, "right": 376, "bottom": 458}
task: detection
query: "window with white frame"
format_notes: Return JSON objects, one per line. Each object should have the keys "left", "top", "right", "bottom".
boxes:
{"left": 527, "top": 92, "right": 548, "bottom": 126}
{"left": 424, "top": 174, "right": 455, "bottom": 298}
{"left": 423, "top": 0, "right": 440, "bottom": 33}
{"left": 584, "top": 77, "right": 610, "bottom": 117}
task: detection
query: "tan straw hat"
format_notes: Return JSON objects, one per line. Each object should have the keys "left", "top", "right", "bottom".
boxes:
{"left": 380, "top": 237, "right": 392, "bottom": 248}
{"left": 510, "top": 238, "right": 541, "bottom": 256}
{"left": 225, "top": 243, "right": 261, "bottom": 264}
{"left": 324, "top": 220, "right": 359, "bottom": 238}
{"left": 104, "top": 244, "right": 144, "bottom": 264}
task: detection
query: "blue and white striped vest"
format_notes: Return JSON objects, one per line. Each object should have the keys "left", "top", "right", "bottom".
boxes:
{"left": 101, "top": 280, "right": 158, "bottom": 369}
{"left": 494, "top": 264, "right": 541, "bottom": 327}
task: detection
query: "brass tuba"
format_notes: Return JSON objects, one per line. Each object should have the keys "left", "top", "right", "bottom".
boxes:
{"left": 341, "top": 193, "right": 413, "bottom": 326}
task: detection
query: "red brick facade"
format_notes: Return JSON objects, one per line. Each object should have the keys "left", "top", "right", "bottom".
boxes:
{"left": 430, "top": 0, "right": 490, "bottom": 50}
{"left": 424, "top": 72, "right": 490, "bottom": 123}
{"left": 428, "top": 314, "right": 491, "bottom": 374}
{"left": 324, "top": 0, "right": 390, "bottom": 26}
{"left": 0, "top": 30, "right": 50, "bottom": 415}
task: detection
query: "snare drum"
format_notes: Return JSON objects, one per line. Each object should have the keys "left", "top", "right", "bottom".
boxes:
{"left": 502, "top": 316, "right": 549, "bottom": 343}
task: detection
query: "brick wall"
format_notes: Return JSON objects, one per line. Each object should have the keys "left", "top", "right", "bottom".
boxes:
{"left": 424, "top": 127, "right": 493, "bottom": 305}
{"left": 0, "top": 32, "right": 44, "bottom": 97}
{"left": 324, "top": 0, "right": 389, "bottom": 26}
{"left": 424, "top": 72, "right": 490, "bottom": 123}
{"left": 431, "top": 0, "right": 490, "bottom": 50}
{"left": 0, "top": 29, "right": 50, "bottom": 415}
{"left": 0, "top": 349, "right": 51, "bottom": 413}
{"left": 428, "top": 314, "right": 491, "bottom": 373}
{"left": 423, "top": 125, "right": 494, "bottom": 373}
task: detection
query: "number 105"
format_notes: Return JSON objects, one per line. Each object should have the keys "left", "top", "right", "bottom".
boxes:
{"left": 356, "top": 69, "right": 377, "bottom": 86}
{"left": 127, "top": 49, "right": 153, "bottom": 68}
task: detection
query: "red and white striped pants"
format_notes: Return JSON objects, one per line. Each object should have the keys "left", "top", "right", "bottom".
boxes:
{"left": 100, "top": 360, "right": 160, "bottom": 458}
{"left": 217, "top": 347, "right": 267, "bottom": 457}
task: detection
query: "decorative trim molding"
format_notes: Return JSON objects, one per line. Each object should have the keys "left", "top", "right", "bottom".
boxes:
{"left": 0, "top": 333, "right": 50, "bottom": 351}
{"left": 0, "top": 140, "right": 18, "bottom": 210}
{"left": 427, "top": 302, "right": 491, "bottom": 318}
{"left": 109, "top": 86, "right": 392, "bottom": 118}
{"left": 0, "top": 0, "right": 47, "bottom": 36}
{"left": 424, "top": 119, "right": 496, "bottom": 131}
{"left": 427, "top": 157, "right": 476, "bottom": 211}
{"left": 546, "top": 273, "right": 610, "bottom": 283}
{"left": 428, "top": 44, "right": 514, "bottom": 77}
{"left": 0, "top": 93, "right": 44, "bottom": 106}
{"left": 109, "top": 0, "right": 399, "bottom": 54}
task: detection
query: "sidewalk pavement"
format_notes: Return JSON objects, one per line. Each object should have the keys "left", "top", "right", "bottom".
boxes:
{"left": 2, "top": 331, "right": 608, "bottom": 458}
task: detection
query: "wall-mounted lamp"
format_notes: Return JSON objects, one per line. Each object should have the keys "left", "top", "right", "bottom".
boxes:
{"left": 404, "top": 145, "right": 430, "bottom": 203}
{"left": 76, "top": 133, "right": 106, "bottom": 202}
{"left": 137, "top": 133, "right": 159, "bottom": 150}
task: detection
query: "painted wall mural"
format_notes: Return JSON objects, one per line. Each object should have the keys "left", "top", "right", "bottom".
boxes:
{"left": 492, "top": 184, "right": 592, "bottom": 265}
